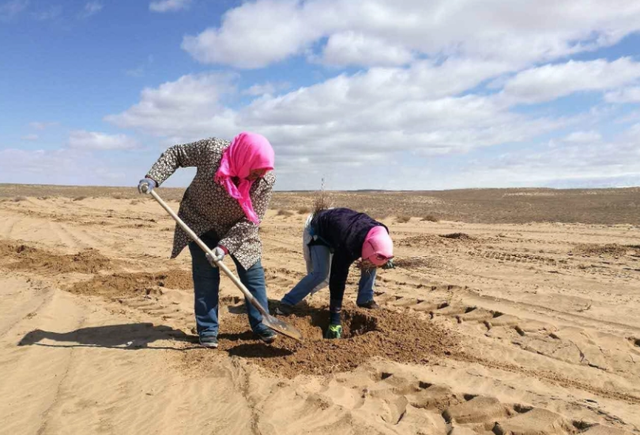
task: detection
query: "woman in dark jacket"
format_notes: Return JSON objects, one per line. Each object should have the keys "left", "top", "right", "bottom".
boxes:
{"left": 276, "top": 208, "right": 393, "bottom": 338}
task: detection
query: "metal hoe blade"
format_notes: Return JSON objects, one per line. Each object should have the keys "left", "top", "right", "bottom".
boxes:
{"left": 262, "top": 314, "right": 303, "bottom": 342}
{"left": 143, "top": 186, "right": 303, "bottom": 342}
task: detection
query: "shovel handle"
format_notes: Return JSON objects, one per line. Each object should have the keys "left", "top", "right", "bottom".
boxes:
{"left": 146, "top": 188, "right": 269, "bottom": 318}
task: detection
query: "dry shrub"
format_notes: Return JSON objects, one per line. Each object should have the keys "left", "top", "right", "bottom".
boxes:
{"left": 112, "top": 194, "right": 125, "bottom": 200}
{"left": 130, "top": 199, "right": 143, "bottom": 206}
{"left": 297, "top": 206, "right": 311, "bottom": 215}
{"left": 277, "top": 210, "right": 294, "bottom": 217}
{"left": 369, "top": 211, "right": 389, "bottom": 220}
{"left": 73, "top": 196, "right": 87, "bottom": 201}
{"left": 421, "top": 215, "right": 439, "bottom": 222}
{"left": 13, "top": 196, "right": 28, "bottom": 202}
{"left": 37, "top": 196, "right": 50, "bottom": 200}
{"left": 396, "top": 215, "right": 411, "bottom": 223}
{"left": 313, "top": 177, "right": 332, "bottom": 214}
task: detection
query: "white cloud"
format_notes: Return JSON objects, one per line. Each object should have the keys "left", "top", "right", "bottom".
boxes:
{"left": 68, "top": 131, "right": 138, "bottom": 150}
{"left": 242, "top": 81, "right": 291, "bottom": 96}
{"left": 182, "top": 0, "right": 319, "bottom": 68}
{"left": 319, "top": 31, "right": 414, "bottom": 67}
{"left": 459, "top": 123, "right": 640, "bottom": 188}
{"left": 79, "top": 1, "right": 102, "bottom": 19}
{"left": 0, "top": 148, "right": 134, "bottom": 185}
{"left": 149, "top": 0, "right": 190, "bottom": 13}
{"left": 605, "top": 86, "right": 640, "bottom": 103}
{"left": 33, "top": 5, "right": 61, "bottom": 21}
{"left": 21, "top": 134, "right": 39, "bottom": 141}
{"left": 105, "top": 62, "right": 573, "bottom": 179}
{"left": 563, "top": 131, "right": 602, "bottom": 143}
{"left": 499, "top": 58, "right": 640, "bottom": 105}
{"left": 105, "top": 72, "right": 238, "bottom": 139}
{"left": 182, "top": 0, "right": 640, "bottom": 69}
{"left": 0, "top": 0, "right": 29, "bottom": 21}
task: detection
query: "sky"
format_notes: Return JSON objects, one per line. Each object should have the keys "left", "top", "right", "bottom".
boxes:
{"left": 1, "top": 0, "right": 640, "bottom": 191}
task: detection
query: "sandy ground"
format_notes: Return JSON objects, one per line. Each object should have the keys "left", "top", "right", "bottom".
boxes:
{"left": 1, "top": 193, "right": 640, "bottom": 434}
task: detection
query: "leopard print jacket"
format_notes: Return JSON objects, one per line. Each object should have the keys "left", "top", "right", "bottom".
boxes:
{"left": 146, "top": 137, "right": 275, "bottom": 270}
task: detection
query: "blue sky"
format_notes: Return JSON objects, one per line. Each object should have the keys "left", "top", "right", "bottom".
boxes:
{"left": 1, "top": 0, "right": 640, "bottom": 190}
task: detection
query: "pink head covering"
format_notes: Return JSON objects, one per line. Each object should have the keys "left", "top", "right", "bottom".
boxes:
{"left": 215, "top": 132, "right": 275, "bottom": 224}
{"left": 362, "top": 226, "right": 393, "bottom": 266}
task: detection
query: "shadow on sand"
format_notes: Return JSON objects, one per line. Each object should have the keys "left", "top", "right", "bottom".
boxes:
{"left": 18, "top": 323, "right": 199, "bottom": 351}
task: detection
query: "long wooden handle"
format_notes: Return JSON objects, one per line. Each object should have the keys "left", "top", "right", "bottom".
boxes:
{"left": 147, "top": 188, "right": 269, "bottom": 317}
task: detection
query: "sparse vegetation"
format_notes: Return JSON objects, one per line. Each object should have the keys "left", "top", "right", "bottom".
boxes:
{"left": 277, "top": 210, "right": 294, "bottom": 217}
{"left": 297, "top": 206, "right": 311, "bottom": 215}
{"left": 313, "top": 177, "right": 332, "bottom": 214}
{"left": 421, "top": 215, "right": 439, "bottom": 222}
{"left": 396, "top": 215, "right": 411, "bottom": 223}
{"left": 13, "top": 196, "right": 28, "bottom": 202}
{"left": 73, "top": 196, "right": 87, "bottom": 201}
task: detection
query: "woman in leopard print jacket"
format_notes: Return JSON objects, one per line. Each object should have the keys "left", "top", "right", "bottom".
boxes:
{"left": 138, "top": 132, "right": 276, "bottom": 348}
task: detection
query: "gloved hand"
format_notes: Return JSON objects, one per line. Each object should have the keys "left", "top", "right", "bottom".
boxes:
{"left": 211, "top": 246, "right": 226, "bottom": 263}
{"left": 138, "top": 178, "right": 157, "bottom": 194}
{"left": 382, "top": 258, "right": 395, "bottom": 269}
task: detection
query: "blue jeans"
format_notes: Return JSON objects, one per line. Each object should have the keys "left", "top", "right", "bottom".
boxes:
{"left": 188, "top": 231, "right": 270, "bottom": 338}
{"left": 281, "top": 244, "right": 376, "bottom": 306}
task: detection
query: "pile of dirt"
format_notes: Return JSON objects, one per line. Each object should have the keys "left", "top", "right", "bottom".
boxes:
{"left": 393, "top": 257, "right": 436, "bottom": 269}
{"left": 571, "top": 243, "right": 637, "bottom": 257}
{"left": 67, "top": 270, "right": 193, "bottom": 298}
{"left": 0, "top": 240, "right": 112, "bottom": 274}
{"left": 440, "top": 232, "right": 476, "bottom": 241}
{"left": 185, "top": 303, "right": 457, "bottom": 378}
{"left": 398, "top": 233, "right": 478, "bottom": 248}
{"left": 397, "top": 234, "right": 447, "bottom": 247}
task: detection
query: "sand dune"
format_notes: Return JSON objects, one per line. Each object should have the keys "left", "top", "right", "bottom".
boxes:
{"left": 1, "top": 192, "right": 639, "bottom": 434}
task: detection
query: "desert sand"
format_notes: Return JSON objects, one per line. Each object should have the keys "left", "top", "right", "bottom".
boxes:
{"left": 1, "top": 186, "right": 639, "bottom": 434}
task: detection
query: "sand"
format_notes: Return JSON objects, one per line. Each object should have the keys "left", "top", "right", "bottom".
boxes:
{"left": 1, "top": 190, "right": 639, "bottom": 434}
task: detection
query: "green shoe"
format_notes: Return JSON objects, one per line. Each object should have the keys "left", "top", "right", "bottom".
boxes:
{"left": 324, "top": 324, "right": 343, "bottom": 339}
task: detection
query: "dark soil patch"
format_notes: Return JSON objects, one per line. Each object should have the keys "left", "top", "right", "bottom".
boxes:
{"left": 440, "top": 232, "right": 475, "bottom": 240}
{"left": 393, "top": 257, "right": 436, "bottom": 269}
{"left": 185, "top": 302, "right": 457, "bottom": 378}
{"left": 67, "top": 270, "right": 193, "bottom": 298}
{"left": 571, "top": 243, "right": 637, "bottom": 257}
{"left": 0, "top": 240, "right": 113, "bottom": 274}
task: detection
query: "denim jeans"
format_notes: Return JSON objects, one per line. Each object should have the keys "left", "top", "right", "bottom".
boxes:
{"left": 188, "top": 230, "right": 270, "bottom": 338}
{"left": 281, "top": 243, "right": 376, "bottom": 306}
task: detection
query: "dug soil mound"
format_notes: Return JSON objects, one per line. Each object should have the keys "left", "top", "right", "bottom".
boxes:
{"left": 0, "top": 240, "right": 113, "bottom": 274}
{"left": 185, "top": 303, "right": 457, "bottom": 378}
{"left": 571, "top": 243, "right": 639, "bottom": 257}
{"left": 67, "top": 270, "right": 193, "bottom": 298}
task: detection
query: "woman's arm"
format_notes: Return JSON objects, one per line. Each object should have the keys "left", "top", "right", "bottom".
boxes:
{"left": 218, "top": 175, "right": 274, "bottom": 254}
{"left": 146, "top": 139, "right": 212, "bottom": 186}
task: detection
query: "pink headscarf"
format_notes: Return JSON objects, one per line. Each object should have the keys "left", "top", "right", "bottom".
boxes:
{"left": 362, "top": 226, "right": 394, "bottom": 266}
{"left": 215, "top": 132, "right": 275, "bottom": 224}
